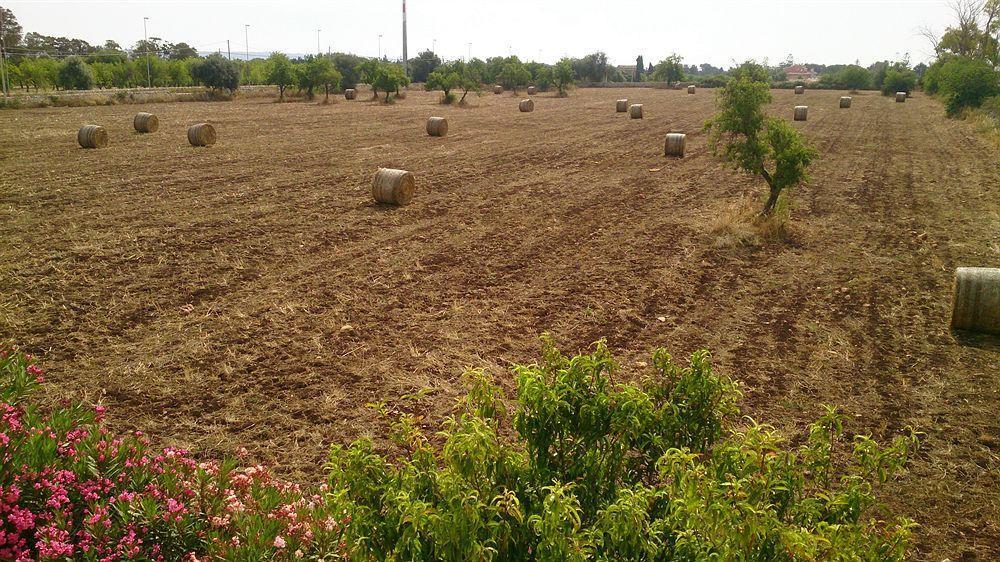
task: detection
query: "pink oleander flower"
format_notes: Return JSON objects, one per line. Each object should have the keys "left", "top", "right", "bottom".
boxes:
{"left": 273, "top": 536, "right": 286, "bottom": 549}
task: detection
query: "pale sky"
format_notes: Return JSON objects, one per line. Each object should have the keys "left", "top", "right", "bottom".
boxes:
{"left": 5, "top": 0, "right": 953, "bottom": 66}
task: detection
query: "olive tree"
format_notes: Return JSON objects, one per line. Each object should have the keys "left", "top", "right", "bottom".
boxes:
{"left": 704, "top": 64, "right": 817, "bottom": 216}
{"left": 498, "top": 60, "right": 530, "bottom": 94}
{"left": 553, "top": 59, "right": 575, "bottom": 96}
{"left": 426, "top": 63, "right": 461, "bottom": 103}
{"left": 191, "top": 54, "right": 240, "bottom": 94}
{"left": 299, "top": 55, "right": 341, "bottom": 102}
{"left": 651, "top": 54, "right": 685, "bottom": 84}
{"left": 265, "top": 52, "right": 296, "bottom": 101}
{"left": 56, "top": 56, "right": 94, "bottom": 90}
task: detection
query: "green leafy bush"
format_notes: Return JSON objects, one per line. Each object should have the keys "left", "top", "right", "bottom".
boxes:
{"left": 937, "top": 56, "right": 1000, "bottom": 116}
{"left": 881, "top": 66, "right": 917, "bottom": 96}
{"left": 56, "top": 56, "right": 94, "bottom": 90}
{"left": 326, "top": 337, "right": 918, "bottom": 561}
{"left": 190, "top": 54, "right": 240, "bottom": 94}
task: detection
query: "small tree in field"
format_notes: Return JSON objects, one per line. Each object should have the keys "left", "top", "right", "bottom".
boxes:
{"left": 651, "top": 53, "right": 685, "bottom": 84}
{"left": 266, "top": 52, "right": 296, "bottom": 101}
{"left": 298, "top": 55, "right": 341, "bottom": 102}
{"left": 459, "top": 59, "right": 485, "bottom": 103}
{"left": 426, "top": 63, "right": 461, "bottom": 103}
{"left": 498, "top": 60, "right": 530, "bottom": 94}
{"left": 553, "top": 59, "right": 575, "bottom": 96}
{"left": 705, "top": 65, "right": 817, "bottom": 216}
{"left": 836, "top": 65, "right": 872, "bottom": 91}
{"left": 191, "top": 54, "right": 240, "bottom": 94}
{"left": 57, "top": 56, "right": 94, "bottom": 90}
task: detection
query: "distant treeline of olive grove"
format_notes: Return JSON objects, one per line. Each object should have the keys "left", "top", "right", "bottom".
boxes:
{"left": 0, "top": 4, "right": 924, "bottom": 99}
{"left": 0, "top": 2, "right": 995, "bottom": 115}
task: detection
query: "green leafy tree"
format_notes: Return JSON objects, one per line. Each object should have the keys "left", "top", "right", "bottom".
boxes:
{"left": 409, "top": 49, "right": 441, "bottom": 83}
{"left": 457, "top": 59, "right": 484, "bottom": 103}
{"left": 56, "top": 56, "right": 94, "bottom": 90}
{"left": 836, "top": 65, "right": 872, "bottom": 91}
{"left": 704, "top": 66, "right": 818, "bottom": 216}
{"left": 651, "top": 53, "right": 685, "bottom": 83}
{"left": 357, "top": 59, "right": 381, "bottom": 99}
{"left": 553, "top": 59, "right": 574, "bottom": 96}
{"left": 331, "top": 52, "right": 364, "bottom": 90}
{"left": 1, "top": 6, "right": 23, "bottom": 55}
{"left": 169, "top": 42, "right": 199, "bottom": 60}
{"left": 190, "top": 53, "right": 240, "bottom": 94}
{"left": 534, "top": 65, "right": 554, "bottom": 92}
{"left": 374, "top": 62, "right": 409, "bottom": 101}
{"left": 938, "top": 56, "right": 1000, "bottom": 115}
{"left": 881, "top": 64, "right": 917, "bottom": 96}
{"left": 266, "top": 52, "right": 296, "bottom": 101}
{"left": 299, "top": 55, "right": 341, "bottom": 102}
{"left": 731, "top": 60, "right": 771, "bottom": 83}
{"left": 498, "top": 59, "right": 530, "bottom": 94}
{"left": 426, "top": 63, "right": 461, "bottom": 103}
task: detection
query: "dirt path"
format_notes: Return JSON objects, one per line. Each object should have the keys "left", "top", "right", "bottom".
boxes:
{"left": 1, "top": 87, "right": 997, "bottom": 559}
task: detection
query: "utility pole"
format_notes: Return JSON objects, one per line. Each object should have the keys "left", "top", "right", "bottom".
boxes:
{"left": 244, "top": 24, "right": 249, "bottom": 61}
{"left": 401, "top": 0, "right": 408, "bottom": 75}
{"left": 143, "top": 16, "right": 151, "bottom": 88}
{"left": 0, "top": 8, "right": 9, "bottom": 96}
{"left": 378, "top": 34, "right": 382, "bottom": 59}
{"left": 467, "top": 42, "right": 471, "bottom": 62}
{"left": 316, "top": 28, "right": 321, "bottom": 55}
{"left": 227, "top": 39, "right": 231, "bottom": 60}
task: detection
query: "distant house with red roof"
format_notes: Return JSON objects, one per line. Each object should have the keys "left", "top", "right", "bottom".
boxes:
{"left": 783, "top": 65, "right": 818, "bottom": 82}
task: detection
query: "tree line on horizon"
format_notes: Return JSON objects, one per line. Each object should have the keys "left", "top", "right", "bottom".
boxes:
{"left": 0, "top": 3, "right": 990, "bottom": 101}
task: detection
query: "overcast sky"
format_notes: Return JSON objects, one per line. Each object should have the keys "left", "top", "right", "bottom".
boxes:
{"left": 6, "top": 0, "right": 953, "bottom": 66}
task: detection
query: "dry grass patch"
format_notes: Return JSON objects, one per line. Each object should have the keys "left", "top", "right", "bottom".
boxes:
{"left": 709, "top": 197, "right": 792, "bottom": 247}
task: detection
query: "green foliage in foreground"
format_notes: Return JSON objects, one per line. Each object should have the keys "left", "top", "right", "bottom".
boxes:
{"left": 326, "top": 338, "right": 918, "bottom": 561}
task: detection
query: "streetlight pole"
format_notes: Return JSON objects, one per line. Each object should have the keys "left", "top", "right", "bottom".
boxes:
{"left": 401, "top": 0, "right": 408, "bottom": 75}
{"left": 143, "top": 17, "right": 151, "bottom": 88}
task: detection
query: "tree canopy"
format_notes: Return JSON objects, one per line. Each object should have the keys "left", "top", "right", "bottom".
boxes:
{"left": 705, "top": 65, "right": 817, "bottom": 215}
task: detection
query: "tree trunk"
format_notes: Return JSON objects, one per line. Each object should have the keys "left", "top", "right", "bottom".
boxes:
{"left": 279, "top": 85, "right": 284, "bottom": 101}
{"left": 760, "top": 168, "right": 780, "bottom": 216}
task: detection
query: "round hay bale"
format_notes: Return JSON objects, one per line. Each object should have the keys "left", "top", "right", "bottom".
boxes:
{"left": 133, "top": 112, "right": 159, "bottom": 133}
{"left": 519, "top": 99, "right": 534, "bottom": 112}
{"left": 793, "top": 106, "right": 808, "bottom": 121}
{"left": 895, "top": 92, "right": 906, "bottom": 102}
{"left": 629, "top": 104, "right": 643, "bottom": 119}
{"left": 426, "top": 116, "right": 448, "bottom": 137}
{"left": 951, "top": 267, "right": 1000, "bottom": 335}
{"left": 527, "top": 86, "right": 537, "bottom": 95}
{"left": 345, "top": 89, "right": 357, "bottom": 100}
{"left": 616, "top": 99, "right": 629, "bottom": 113}
{"left": 664, "top": 133, "right": 686, "bottom": 157}
{"left": 687, "top": 85, "right": 696, "bottom": 94}
{"left": 77, "top": 124, "right": 108, "bottom": 149}
{"left": 187, "top": 123, "right": 217, "bottom": 147}
{"left": 794, "top": 85, "right": 805, "bottom": 94}
{"left": 371, "top": 168, "right": 415, "bottom": 206}
{"left": 840, "top": 96, "right": 852, "bottom": 109}
{"left": 493, "top": 85, "right": 503, "bottom": 95}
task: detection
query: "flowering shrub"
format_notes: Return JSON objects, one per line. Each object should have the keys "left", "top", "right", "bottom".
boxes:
{"left": 0, "top": 345, "right": 347, "bottom": 561}
{"left": 327, "top": 337, "right": 919, "bottom": 561}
